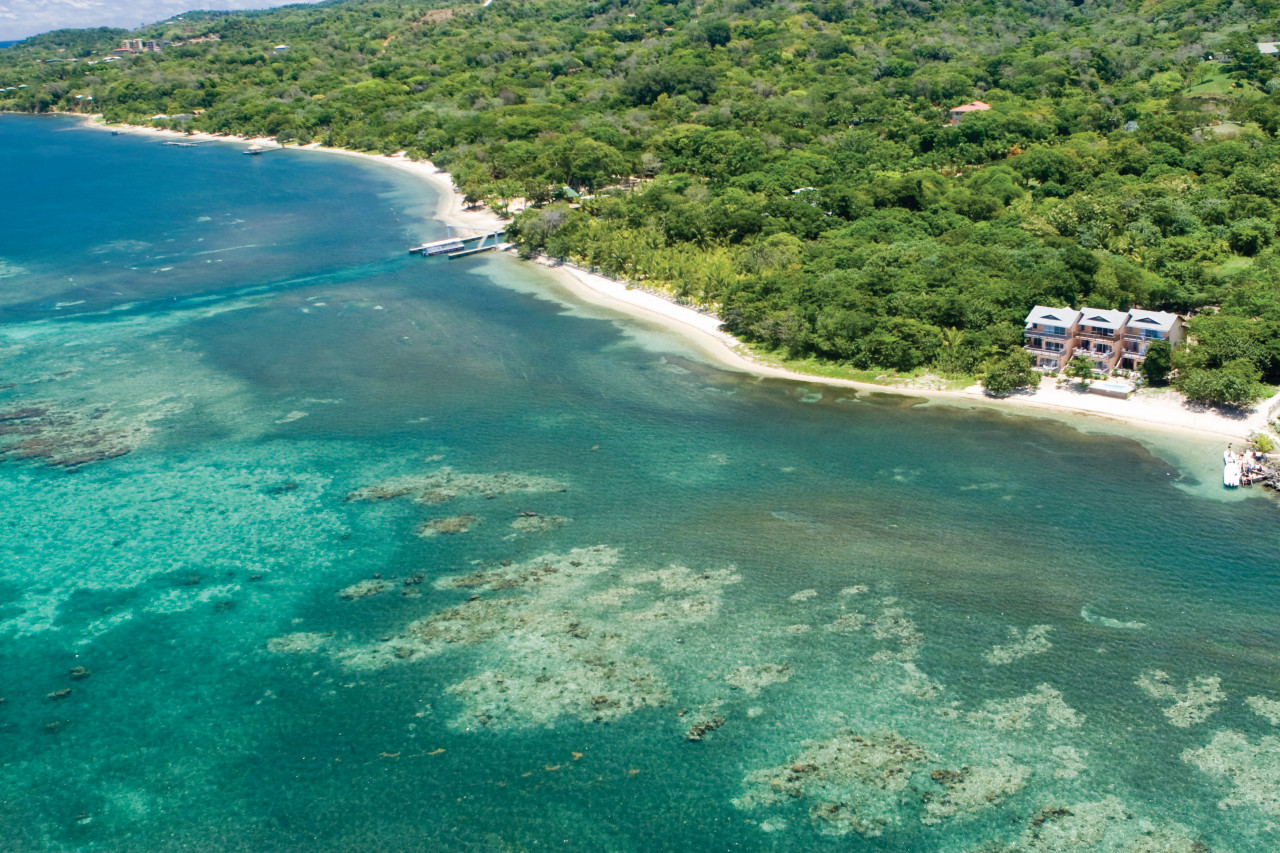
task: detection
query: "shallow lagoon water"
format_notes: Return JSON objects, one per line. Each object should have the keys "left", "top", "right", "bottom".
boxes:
{"left": 2, "top": 116, "right": 1280, "bottom": 852}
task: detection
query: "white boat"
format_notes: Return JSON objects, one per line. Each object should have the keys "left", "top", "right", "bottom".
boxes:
{"left": 1224, "top": 460, "right": 1241, "bottom": 487}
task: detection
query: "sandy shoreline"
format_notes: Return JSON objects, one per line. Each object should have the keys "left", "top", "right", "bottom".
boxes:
{"left": 80, "top": 116, "right": 1280, "bottom": 445}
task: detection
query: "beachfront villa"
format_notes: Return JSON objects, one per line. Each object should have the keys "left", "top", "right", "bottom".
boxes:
{"left": 1074, "top": 308, "right": 1129, "bottom": 373}
{"left": 1023, "top": 306, "right": 1080, "bottom": 372}
{"left": 1023, "top": 305, "right": 1185, "bottom": 375}
{"left": 1119, "top": 309, "right": 1184, "bottom": 372}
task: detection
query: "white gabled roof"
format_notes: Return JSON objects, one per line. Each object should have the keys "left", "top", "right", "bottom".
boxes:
{"left": 1024, "top": 305, "right": 1080, "bottom": 327}
{"left": 1125, "top": 309, "right": 1180, "bottom": 333}
{"left": 1077, "top": 307, "right": 1129, "bottom": 330}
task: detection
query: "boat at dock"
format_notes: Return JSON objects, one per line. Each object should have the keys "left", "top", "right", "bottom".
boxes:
{"left": 1223, "top": 447, "right": 1275, "bottom": 488}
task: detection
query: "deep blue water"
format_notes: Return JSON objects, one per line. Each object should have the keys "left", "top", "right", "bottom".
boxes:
{"left": 2, "top": 115, "right": 1279, "bottom": 852}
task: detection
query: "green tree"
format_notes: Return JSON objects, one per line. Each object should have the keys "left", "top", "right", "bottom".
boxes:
{"left": 980, "top": 350, "right": 1038, "bottom": 396}
{"left": 1065, "top": 354, "right": 1095, "bottom": 386}
{"left": 1176, "top": 359, "right": 1268, "bottom": 407}
{"left": 1140, "top": 340, "right": 1173, "bottom": 386}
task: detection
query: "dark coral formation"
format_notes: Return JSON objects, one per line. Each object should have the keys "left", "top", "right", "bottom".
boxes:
{"left": 0, "top": 403, "right": 133, "bottom": 468}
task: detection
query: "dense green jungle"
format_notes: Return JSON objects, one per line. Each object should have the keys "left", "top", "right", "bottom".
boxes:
{"left": 3, "top": 0, "right": 1280, "bottom": 402}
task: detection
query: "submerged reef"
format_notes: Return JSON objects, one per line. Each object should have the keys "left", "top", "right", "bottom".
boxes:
{"left": 940, "top": 684, "right": 1085, "bottom": 733}
{"left": 735, "top": 730, "right": 930, "bottom": 838}
{"left": 344, "top": 467, "right": 567, "bottom": 504}
{"left": 1183, "top": 730, "right": 1280, "bottom": 818}
{"left": 509, "top": 512, "right": 568, "bottom": 534}
{"left": 1136, "top": 670, "right": 1224, "bottom": 727}
{"left": 0, "top": 401, "right": 165, "bottom": 468}
{"left": 684, "top": 702, "right": 727, "bottom": 741}
{"left": 266, "top": 632, "right": 333, "bottom": 653}
{"left": 416, "top": 514, "right": 477, "bottom": 537}
{"left": 338, "top": 579, "right": 392, "bottom": 600}
{"left": 725, "top": 663, "right": 792, "bottom": 696}
{"left": 1245, "top": 695, "right": 1280, "bottom": 726}
{"left": 921, "top": 758, "right": 1030, "bottom": 826}
{"left": 963, "top": 796, "right": 1208, "bottom": 852}
{"left": 277, "top": 547, "right": 742, "bottom": 730}
{"left": 984, "top": 625, "right": 1053, "bottom": 666}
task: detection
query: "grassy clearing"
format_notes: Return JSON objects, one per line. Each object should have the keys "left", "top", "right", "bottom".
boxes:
{"left": 1216, "top": 255, "right": 1256, "bottom": 275}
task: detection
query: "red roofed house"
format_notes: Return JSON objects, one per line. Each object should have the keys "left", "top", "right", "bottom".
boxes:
{"left": 947, "top": 100, "right": 991, "bottom": 125}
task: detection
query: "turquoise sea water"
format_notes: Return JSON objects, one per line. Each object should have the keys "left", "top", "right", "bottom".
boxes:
{"left": 2, "top": 115, "right": 1279, "bottom": 852}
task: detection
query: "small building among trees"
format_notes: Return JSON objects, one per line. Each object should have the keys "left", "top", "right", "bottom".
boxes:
{"left": 946, "top": 100, "right": 991, "bottom": 124}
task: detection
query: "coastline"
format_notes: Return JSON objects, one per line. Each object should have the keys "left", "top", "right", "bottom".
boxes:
{"left": 78, "top": 115, "right": 1279, "bottom": 445}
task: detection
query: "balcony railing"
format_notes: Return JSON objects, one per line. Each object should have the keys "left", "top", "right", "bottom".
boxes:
{"left": 1078, "top": 328, "right": 1120, "bottom": 341}
{"left": 1025, "top": 326, "right": 1072, "bottom": 338}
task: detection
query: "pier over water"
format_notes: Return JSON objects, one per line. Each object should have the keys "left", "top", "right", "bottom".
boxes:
{"left": 410, "top": 226, "right": 506, "bottom": 259}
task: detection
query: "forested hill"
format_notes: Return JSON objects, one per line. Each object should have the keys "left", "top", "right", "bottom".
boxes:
{"left": 4, "top": 0, "right": 1280, "bottom": 403}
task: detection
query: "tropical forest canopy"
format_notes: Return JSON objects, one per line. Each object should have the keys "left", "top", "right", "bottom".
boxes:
{"left": 3, "top": 0, "right": 1280, "bottom": 403}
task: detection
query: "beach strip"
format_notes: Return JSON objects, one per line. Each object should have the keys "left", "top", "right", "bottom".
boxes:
{"left": 81, "top": 116, "right": 1280, "bottom": 444}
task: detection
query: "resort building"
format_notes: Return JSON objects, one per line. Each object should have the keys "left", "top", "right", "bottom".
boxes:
{"left": 1118, "top": 309, "right": 1184, "bottom": 372}
{"left": 1023, "top": 306, "right": 1081, "bottom": 371}
{"left": 947, "top": 101, "right": 991, "bottom": 124}
{"left": 1073, "top": 307, "right": 1130, "bottom": 373}
{"left": 1023, "top": 305, "right": 1185, "bottom": 375}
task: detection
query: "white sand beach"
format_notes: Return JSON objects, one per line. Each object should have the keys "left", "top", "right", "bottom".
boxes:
{"left": 82, "top": 116, "right": 1280, "bottom": 444}
{"left": 536, "top": 257, "right": 1278, "bottom": 442}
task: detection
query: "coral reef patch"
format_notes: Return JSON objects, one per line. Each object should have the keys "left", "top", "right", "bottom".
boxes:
{"left": 509, "top": 512, "right": 568, "bottom": 534}
{"left": 1245, "top": 695, "right": 1280, "bottom": 726}
{"left": 338, "top": 579, "right": 392, "bottom": 600}
{"left": 0, "top": 401, "right": 171, "bottom": 468}
{"left": 416, "top": 514, "right": 477, "bottom": 537}
{"left": 1183, "top": 730, "right": 1280, "bottom": 818}
{"left": 734, "top": 730, "right": 929, "bottom": 838}
{"left": 941, "top": 684, "right": 1084, "bottom": 732}
{"left": 1136, "top": 670, "right": 1224, "bottom": 727}
{"left": 724, "top": 663, "right": 791, "bottom": 696}
{"left": 984, "top": 624, "right": 1053, "bottom": 666}
{"left": 289, "top": 547, "right": 742, "bottom": 731}
{"left": 921, "top": 757, "right": 1030, "bottom": 826}
{"left": 965, "top": 796, "right": 1207, "bottom": 852}
{"left": 344, "top": 467, "right": 567, "bottom": 504}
